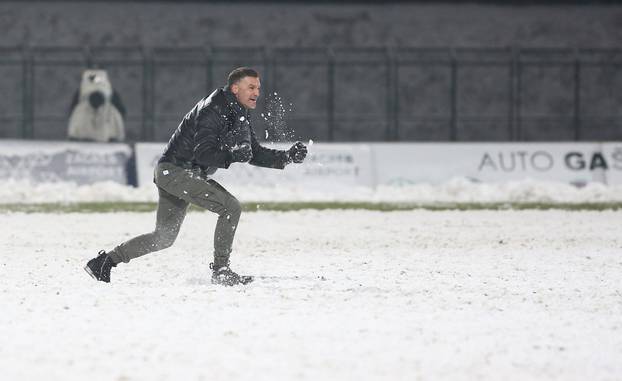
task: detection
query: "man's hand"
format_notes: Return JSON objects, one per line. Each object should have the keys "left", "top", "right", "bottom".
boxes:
{"left": 230, "top": 143, "right": 253, "bottom": 162}
{"left": 288, "top": 141, "right": 308, "bottom": 164}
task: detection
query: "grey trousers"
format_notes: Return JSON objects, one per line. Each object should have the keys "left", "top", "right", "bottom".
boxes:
{"left": 107, "top": 162, "right": 242, "bottom": 267}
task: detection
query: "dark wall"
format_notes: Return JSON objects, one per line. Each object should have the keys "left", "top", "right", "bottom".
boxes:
{"left": 2, "top": 2, "right": 622, "bottom": 47}
{"left": 1, "top": 2, "right": 621, "bottom": 141}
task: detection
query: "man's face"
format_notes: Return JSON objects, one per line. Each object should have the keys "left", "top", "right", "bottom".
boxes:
{"left": 231, "top": 76, "right": 260, "bottom": 109}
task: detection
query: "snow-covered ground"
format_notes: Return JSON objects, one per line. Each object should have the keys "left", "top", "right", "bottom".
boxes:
{"left": 1, "top": 209, "right": 621, "bottom": 380}
{"left": 1, "top": 178, "right": 622, "bottom": 204}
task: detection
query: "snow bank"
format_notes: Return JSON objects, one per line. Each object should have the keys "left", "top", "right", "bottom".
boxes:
{"left": 1, "top": 178, "right": 622, "bottom": 204}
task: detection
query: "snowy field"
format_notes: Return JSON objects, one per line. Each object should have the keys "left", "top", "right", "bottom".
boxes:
{"left": 1, "top": 208, "right": 621, "bottom": 381}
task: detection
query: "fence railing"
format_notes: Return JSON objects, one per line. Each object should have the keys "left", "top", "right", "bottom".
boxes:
{"left": 1, "top": 46, "right": 621, "bottom": 141}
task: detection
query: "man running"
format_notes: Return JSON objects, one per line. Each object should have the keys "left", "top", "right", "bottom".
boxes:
{"left": 85, "top": 67, "right": 307, "bottom": 286}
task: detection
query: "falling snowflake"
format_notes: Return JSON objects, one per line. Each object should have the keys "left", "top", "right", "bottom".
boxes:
{"left": 261, "top": 92, "right": 297, "bottom": 142}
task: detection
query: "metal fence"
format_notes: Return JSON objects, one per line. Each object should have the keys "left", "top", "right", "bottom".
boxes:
{"left": 1, "top": 46, "right": 621, "bottom": 142}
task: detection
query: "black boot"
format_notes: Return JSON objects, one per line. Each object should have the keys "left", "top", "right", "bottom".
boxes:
{"left": 210, "top": 262, "right": 253, "bottom": 286}
{"left": 84, "top": 250, "right": 117, "bottom": 283}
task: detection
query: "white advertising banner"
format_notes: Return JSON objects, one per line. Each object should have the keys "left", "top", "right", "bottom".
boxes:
{"left": 30, "top": 140, "right": 618, "bottom": 188}
{"left": 134, "top": 143, "right": 166, "bottom": 187}
{"left": 0, "top": 140, "right": 132, "bottom": 185}
{"left": 600, "top": 142, "right": 622, "bottom": 185}
{"left": 373, "top": 143, "right": 609, "bottom": 186}
{"left": 134, "top": 143, "right": 375, "bottom": 189}
{"left": 216, "top": 143, "right": 374, "bottom": 190}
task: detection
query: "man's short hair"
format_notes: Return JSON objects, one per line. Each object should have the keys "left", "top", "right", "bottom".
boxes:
{"left": 227, "top": 67, "right": 259, "bottom": 87}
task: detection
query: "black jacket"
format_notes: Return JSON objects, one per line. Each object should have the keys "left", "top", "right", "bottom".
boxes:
{"left": 160, "top": 87, "right": 289, "bottom": 175}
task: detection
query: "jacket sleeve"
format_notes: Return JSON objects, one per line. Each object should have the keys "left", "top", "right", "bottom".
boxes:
{"left": 193, "top": 109, "right": 234, "bottom": 169}
{"left": 249, "top": 127, "right": 290, "bottom": 169}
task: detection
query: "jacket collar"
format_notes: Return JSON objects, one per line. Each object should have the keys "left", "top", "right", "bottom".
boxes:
{"left": 223, "top": 87, "right": 249, "bottom": 116}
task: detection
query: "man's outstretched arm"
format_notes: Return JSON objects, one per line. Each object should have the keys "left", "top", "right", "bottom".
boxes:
{"left": 248, "top": 128, "right": 307, "bottom": 169}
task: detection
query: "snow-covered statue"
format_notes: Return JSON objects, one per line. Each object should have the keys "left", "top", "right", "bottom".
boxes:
{"left": 67, "top": 69, "right": 126, "bottom": 142}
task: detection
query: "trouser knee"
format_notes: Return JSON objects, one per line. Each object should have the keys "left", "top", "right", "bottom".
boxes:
{"left": 153, "top": 230, "right": 178, "bottom": 250}
{"left": 223, "top": 197, "right": 242, "bottom": 222}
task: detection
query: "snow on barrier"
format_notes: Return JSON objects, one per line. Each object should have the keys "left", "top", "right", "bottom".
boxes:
{"left": 0, "top": 140, "right": 132, "bottom": 185}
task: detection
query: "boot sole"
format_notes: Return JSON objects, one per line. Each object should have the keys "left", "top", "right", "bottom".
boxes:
{"left": 84, "top": 265, "right": 99, "bottom": 281}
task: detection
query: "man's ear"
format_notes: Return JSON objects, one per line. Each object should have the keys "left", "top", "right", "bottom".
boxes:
{"left": 230, "top": 83, "right": 239, "bottom": 95}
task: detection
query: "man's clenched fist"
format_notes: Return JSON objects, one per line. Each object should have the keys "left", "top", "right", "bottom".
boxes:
{"left": 288, "top": 141, "right": 308, "bottom": 164}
